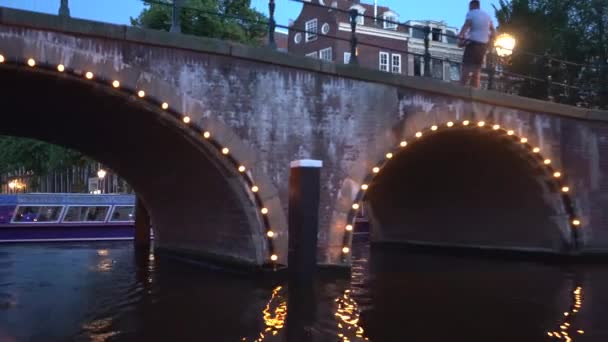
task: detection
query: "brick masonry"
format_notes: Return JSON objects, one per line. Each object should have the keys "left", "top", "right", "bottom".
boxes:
{"left": 0, "top": 7, "right": 606, "bottom": 268}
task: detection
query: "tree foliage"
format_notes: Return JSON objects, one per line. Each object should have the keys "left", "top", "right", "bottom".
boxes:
{"left": 130, "top": 0, "right": 268, "bottom": 45}
{"left": 0, "top": 136, "right": 90, "bottom": 176}
{"left": 494, "top": 0, "right": 607, "bottom": 108}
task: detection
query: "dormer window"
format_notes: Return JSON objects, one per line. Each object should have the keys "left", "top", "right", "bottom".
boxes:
{"left": 432, "top": 28, "right": 442, "bottom": 42}
{"left": 383, "top": 11, "right": 399, "bottom": 30}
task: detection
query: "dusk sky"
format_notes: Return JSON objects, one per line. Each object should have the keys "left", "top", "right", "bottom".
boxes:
{"left": 0, "top": 0, "right": 500, "bottom": 30}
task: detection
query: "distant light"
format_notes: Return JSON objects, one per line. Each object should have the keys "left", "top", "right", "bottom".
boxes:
{"left": 572, "top": 219, "right": 581, "bottom": 226}
{"left": 400, "top": 141, "right": 407, "bottom": 147}
{"left": 447, "top": 121, "right": 454, "bottom": 127}
{"left": 203, "top": 131, "right": 211, "bottom": 139}
{"left": 342, "top": 247, "right": 350, "bottom": 254}
{"left": 578, "top": 330, "right": 585, "bottom": 335}
{"left": 493, "top": 124, "right": 500, "bottom": 130}
{"left": 562, "top": 186, "right": 570, "bottom": 193}
{"left": 238, "top": 166, "right": 246, "bottom": 173}
{"left": 27, "top": 58, "right": 36, "bottom": 67}
{"left": 521, "top": 138, "right": 528, "bottom": 143}
{"left": 345, "top": 225, "right": 353, "bottom": 231}
{"left": 267, "top": 231, "right": 274, "bottom": 238}
{"left": 182, "top": 116, "right": 191, "bottom": 124}
{"left": 270, "top": 254, "right": 278, "bottom": 261}
{"left": 554, "top": 172, "right": 562, "bottom": 178}
{"left": 478, "top": 121, "right": 485, "bottom": 127}
{"left": 222, "top": 147, "right": 230, "bottom": 155}
{"left": 431, "top": 125, "right": 438, "bottom": 131}
{"left": 507, "top": 130, "right": 514, "bottom": 135}
{"left": 386, "top": 153, "right": 393, "bottom": 159}
{"left": 57, "top": 64, "right": 65, "bottom": 72}
{"left": 251, "top": 186, "right": 259, "bottom": 193}
{"left": 112, "top": 80, "right": 120, "bottom": 88}
{"left": 564, "top": 312, "right": 569, "bottom": 316}
{"left": 85, "top": 71, "right": 94, "bottom": 79}
{"left": 415, "top": 132, "right": 423, "bottom": 138}
{"left": 352, "top": 203, "right": 360, "bottom": 210}
{"left": 0, "top": 55, "right": 4, "bottom": 63}
{"left": 137, "top": 90, "right": 145, "bottom": 98}
{"left": 544, "top": 159, "right": 551, "bottom": 165}
{"left": 361, "top": 184, "right": 369, "bottom": 190}
{"left": 372, "top": 167, "right": 380, "bottom": 173}
{"left": 97, "top": 249, "right": 109, "bottom": 256}
{"left": 97, "top": 169, "right": 107, "bottom": 179}
{"left": 261, "top": 207, "right": 269, "bottom": 215}
{"left": 533, "top": 147, "right": 540, "bottom": 153}
{"left": 161, "top": 102, "right": 169, "bottom": 110}
{"left": 463, "top": 120, "right": 470, "bottom": 126}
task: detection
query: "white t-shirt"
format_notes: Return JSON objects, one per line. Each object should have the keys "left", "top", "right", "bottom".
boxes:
{"left": 465, "top": 9, "right": 492, "bottom": 44}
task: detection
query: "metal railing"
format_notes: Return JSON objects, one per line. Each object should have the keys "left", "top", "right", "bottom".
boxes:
{"left": 50, "top": 0, "right": 608, "bottom": 109}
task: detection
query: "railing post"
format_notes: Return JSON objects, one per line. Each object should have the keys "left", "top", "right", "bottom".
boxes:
{"left": 170, "top": 0, "right": 183, "bottom": 33}
{"left": 58, "top": 0, "right": 70, "bottom": 17}
{"left": 349, "top": 9, "right": 359, "bottom": 65}
{"left": 423, "top": 26, "right": 431, "bottom": 77}
{"left": 544, "top": 54, "right": 553, "bottom": 102}
{"left": 268, "top": 0, "right": 277, "bottom": 50}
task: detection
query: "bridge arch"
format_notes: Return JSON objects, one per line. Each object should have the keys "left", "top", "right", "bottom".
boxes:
{"left": 0, "top": 52, "right": 287, "bottom": 267}
{"left": 330, "top": 109, "right": 582, "bottom": 265}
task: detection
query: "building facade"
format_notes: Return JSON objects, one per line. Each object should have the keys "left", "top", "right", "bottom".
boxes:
{"left": 288, "top": 0, "right": 466, "bottom": 82}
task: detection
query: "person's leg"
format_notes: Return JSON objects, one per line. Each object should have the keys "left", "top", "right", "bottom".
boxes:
{"left": 461, "top": 64, "right": 472, "bottom": 86}
{"left": 471, "top": 66, "right": 482, "bottom": 88}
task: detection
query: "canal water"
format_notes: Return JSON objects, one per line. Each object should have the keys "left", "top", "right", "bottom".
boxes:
{"left": 0, "top": 241, "right": 607, "bottom": 341}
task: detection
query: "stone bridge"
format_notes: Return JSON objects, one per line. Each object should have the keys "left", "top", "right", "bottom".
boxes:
{"left": 1, "top": 7, "right": 607, "bottom": 269}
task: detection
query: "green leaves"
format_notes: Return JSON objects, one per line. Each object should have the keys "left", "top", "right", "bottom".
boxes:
{"left": 131, "top": 0, "right": 268, "bottom": 45}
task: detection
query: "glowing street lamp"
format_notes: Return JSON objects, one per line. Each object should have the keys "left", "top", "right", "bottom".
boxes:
{"left": 97, "top": 169, "right": 107, "bottom": 179}
{"left": 494, "top": 33, "right": 516, "bottom": 58}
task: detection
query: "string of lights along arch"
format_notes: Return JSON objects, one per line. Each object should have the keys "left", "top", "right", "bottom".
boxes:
{"left": 0, "top": 54, "right": 279, "bottom": 265}
{"left": 340, "top": 119, "right": 583, "bottom": 262}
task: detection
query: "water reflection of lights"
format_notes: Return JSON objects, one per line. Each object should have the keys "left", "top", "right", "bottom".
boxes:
{"left": 335, "top": 289, "right": 368, "bottom": 341}
{"left": 97, "top": 249, "right": 109, "bottom": 256}
{"left": 243, "top": 286, "right": 287, "bottom": 341}
{"left": 82, "top": 318, "right": 119, "bottom": 341}
{"left": 546, "top": 285, "right": 585, "bottom": 340}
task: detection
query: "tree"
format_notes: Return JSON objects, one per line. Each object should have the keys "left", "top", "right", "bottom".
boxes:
{"left": 494, "top": 0, "right": 607, "bottom": 109}
{"left": 130, "top": 0, "right": 268, "bottom": 45}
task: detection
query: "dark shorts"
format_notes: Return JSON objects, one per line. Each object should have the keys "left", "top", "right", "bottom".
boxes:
{"left": 463, "top": 42, "right": 487, "bottom": 66}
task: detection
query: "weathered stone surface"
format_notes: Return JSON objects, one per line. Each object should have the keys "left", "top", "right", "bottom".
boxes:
{"left": 1, "top": 7, "right": 608, "bottom": 269}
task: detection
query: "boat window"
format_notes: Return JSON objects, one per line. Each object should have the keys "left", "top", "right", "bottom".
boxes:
{"left": 110, "top": 206, "right": 135, "bottom": 222}
{"left": 12, "top": 206, "right": 63, "bottom": 223}
{"left": 63, "top": 206, "right": 110, "bottom": 222}
{"left": 13, "top": 206, "right": 40, "bottom": 222}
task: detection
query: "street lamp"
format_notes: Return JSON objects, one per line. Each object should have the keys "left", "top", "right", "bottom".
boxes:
{"left": 494, "top": 33, "right": 516, "bottom": 58}
{"left": 97, "top": 169, "right": 106, "bottom": 194}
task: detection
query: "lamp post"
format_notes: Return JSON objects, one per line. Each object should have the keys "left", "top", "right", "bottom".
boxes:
{"left": 59, "top": 0, "right": 70, "bottom": 17}
{"left": 170, "top": 0, "right": 183, "bottom": 33}
{"left": 492, "top": 33, "right": 516, "bottom": 91}
{"left": 97, "top": 169, "right": 106, "bottom": 194}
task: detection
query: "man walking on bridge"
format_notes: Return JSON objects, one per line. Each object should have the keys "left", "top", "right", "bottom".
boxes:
{"left": 459, "top": 0, "right": 495, "bottom": 88}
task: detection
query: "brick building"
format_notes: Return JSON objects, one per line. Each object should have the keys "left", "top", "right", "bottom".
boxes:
{"left": 288, "top": 0, "right": 466, "bottom": 82}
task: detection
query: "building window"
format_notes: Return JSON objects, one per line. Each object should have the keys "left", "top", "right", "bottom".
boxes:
{"left": 379, "top": 52, "right": 389, "bottom": 72}
{"left": 305, "top": 19, "right": 318, "bottom": 42}
{"left": 412, "top": 25, "right": 426, "bottom": 39}
{"left": 306, "top": 51, "right": 318, "bottom": 59}
{"left": 450, "top": 62, "right": 461, "bottom": 81}
{"left": 349, "top": 7, "right": 365, "bottom": 26}
{"left": 320, "top": 47, "right": 332, "bottom": 61}
{"left": 432, "top": 28, "right": 442, "bottom": 42}
{"left": 432, "top": 59, "right": 444, "bottom": 79}
{"left": 391, "top": 54, "right": 402, "bottom": 73}
{"left": 414, "top": 56, "right": 422, "bottom": 76}
{"left": 344, "top": 52, "right": 351, "bottom": 64}
{"left": 384, "top": 16, "right": 398, "bottom": 30}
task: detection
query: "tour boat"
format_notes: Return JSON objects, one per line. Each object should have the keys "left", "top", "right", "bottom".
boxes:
{"left": 0, "top": 193, "right": 136, "bottom": 242}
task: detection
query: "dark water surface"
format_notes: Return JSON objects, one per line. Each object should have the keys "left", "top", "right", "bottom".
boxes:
{"left": 0, "top": 242, "right": 607, "bottom": 341}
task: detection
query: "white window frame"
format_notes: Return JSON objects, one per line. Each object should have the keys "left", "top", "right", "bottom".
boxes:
{"left": 319, "top": 47, "right": 332, "bottom": 61}
{"left": 305, "top": 19, "right": 318, "bottom": 42}
{"left": 344, "top": 52, "right": 352, "bottom": 64}
{"left": 306, "top": 51, "right": 318, "bottom": 59}
{"left": 379, "top": 52, "right": 389, "bottom": 72}
{"left": 383, "top": 16, "right": 398, "bottom": 30}
{"left": 349, "top": 5, "right": 366, "bottom": 26}
{"left": 391, "top": 54, "right": 402, "bottom": 73}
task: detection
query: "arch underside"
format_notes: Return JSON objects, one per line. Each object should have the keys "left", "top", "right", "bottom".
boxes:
{"left": 366, "top": 128, "right": 571, "bottom": 252}
{"left": 0, "top": 66, "right": 268, "bottom": 266}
